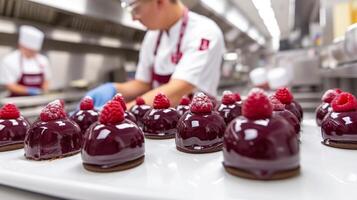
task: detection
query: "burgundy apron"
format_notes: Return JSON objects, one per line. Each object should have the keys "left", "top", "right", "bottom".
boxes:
{"left": 151, "top": 7, "right": 189, "bottom": 88}
{"left": 10, "top": 55, "right": 45, "bottom": 97}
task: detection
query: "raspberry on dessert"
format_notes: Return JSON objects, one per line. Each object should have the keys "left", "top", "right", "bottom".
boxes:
{"left": 269, "top": 96, "right": 285, "bottom": 111}
{"left": 242, "top": 88, "right": 272, "bottom": 120}
{"left": 112, "top": 93, "right": 127, "bottom": 111}
{"left": 40, "top": 100, "right": 67, "bottom": 122}
{"left": 322, "top": 88, "right": 343, "bottom": 103}
{"left": 331, "top": 92, "right": 357, "bottom": 112}
{"left": 0, "top": 103, "right": 20, "bottom": 119}
{"left": 153, "top": 93, "right": 170, "bottom": 109}
{"left": 190, "top": 93, "right": 213, "bottom": 114}
{"left": 179, "top": 96, "right": 190, "bottom": 106}
{"left": 222, "top": 93, "right": 236, "bottom": 105}
{"left": 275, "top": 87, "right": 293, "bottom": 104}
{"left": 234, "top": 93, "right": 241, "bottom": 101}
{"left": 80, "top": 96, "right": 94, "bottom": 110}
{"left": 136, "top": 97, "right": 146, "bottom": 105}
{"left": 99, "top": 100, "right": 125, "bottom": 125}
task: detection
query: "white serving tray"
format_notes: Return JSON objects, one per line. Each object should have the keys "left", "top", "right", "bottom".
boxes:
{"left": 0, "top": 119, "right": 357, "bottom": 200}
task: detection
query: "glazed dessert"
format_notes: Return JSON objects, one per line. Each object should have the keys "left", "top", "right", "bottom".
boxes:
{"left": 142, "top": 93, "right": 180, "bottom": 139}
{"left": 274, "top": 87, "right": 302, "bottom": 122}
{"left": 81, "top": 100, "right": 145, "bottom": 172}
{"left": 70, "top": 96, "right": 99, "bottom": 135}
{"left": 0, "top": 104, "right": 30, "bottom": 152}
{"left": 223, "top": 88, "right": 300, "bottom": 180}
{"left": 129, "top": 97, "right": 151, "bottom": 128}
{"left": 293, "top": 100, "right": 304, "bottom": 120}
{"left": 270, "top": 96, "right": 301, "bottom": 136}
{"left": 217, "top": 92, "right": 242, "bottom": 124}
{"left": 113, "top": 93, "right": 137, "bottom": 124}
{"left": 24, "top": 100, "right": 82, "bottom": 160}
{"left": 321, "top": 92, "right": 357, "bottom": 149}
{"left": 176, "top": 93, "right": 226, "bottom": 153}
{"left": 176, "top": 96, "right": 190, "bottom": 117}
{"left": 316, "top": 89, "right": 342, "bottom": 126}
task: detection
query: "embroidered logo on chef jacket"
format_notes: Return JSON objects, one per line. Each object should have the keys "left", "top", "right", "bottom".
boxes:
{"left": 199, "top": 38, "right": 210, "bottom": 51}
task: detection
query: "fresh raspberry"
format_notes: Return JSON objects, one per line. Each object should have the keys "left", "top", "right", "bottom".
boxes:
{"left": 0, "top": 103, "right": 20, "bottom": 119}
{"left": 179, "top": 96, "right": 190, "bottom": 105}
{"left": 190, "top": 93, "right": 213, "bottom": 114}
{"left": 80, "top": 96, "right": 94, "bottom": 110}
{"left": 275, "top": 87, "right": 294, "bottom": 104}
{"left": 136, "top": 97, "right": 146, "bottom": 105}
{"left": 112, "top": 93, "right": 127, "bottom": 110}
{"left": 269, "top": 95, "right": 285, "bottom": 111}
{"left": 99, "top": 100, "right": 125, "bottom": 124}
{"left": 331, "top": 92, "right": 357, "bottom": 112}
{"left": 153, "top": 93, "right": 170, "bottom": 109}
{"left": 322, "top": 88, "right": 343, "bottom": 103}
{"left": 242, "top": 88, "right": 273, "bottom": 120}
{"left": 234, "top": 93, "right": 241, "bottom": 101}
{"left": 222, "top": 93, "right": 236, "bottom": 105}
{"left": 40, "top": 100, "right": 67, "bottom": 122}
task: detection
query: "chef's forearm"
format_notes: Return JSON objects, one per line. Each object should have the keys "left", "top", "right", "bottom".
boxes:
{"left": 6, "top": 83, "right": 30, "bottom": 95}
{"left": 114, "top": 80, "right": 151, "bottom": 101}
{"left": 127, "top": 79, "right": 195, "bottom": 108}
{"left": 42, "top": 81, "right": 49, "bottom": 92}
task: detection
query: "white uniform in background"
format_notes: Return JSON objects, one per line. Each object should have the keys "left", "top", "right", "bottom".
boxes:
{"left": 135, "top": 10, "right": 225, "bottom": 96}
{"left": 0, "top": 50, "right": 51, "bottom": 85}
{"left": 0, "top": 25, "right": 51, "bottom": 96}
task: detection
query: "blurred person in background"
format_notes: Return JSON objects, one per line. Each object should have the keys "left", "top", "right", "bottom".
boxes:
{"left": 0, "top": 25, "right": 51, "bottom": 97}
{"left": 85, "top": 0, "right": 225, "bottom": 108}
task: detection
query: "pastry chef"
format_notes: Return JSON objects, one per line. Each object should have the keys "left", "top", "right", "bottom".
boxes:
{"left": 86, "top": 0, "right": 225, "bottom": 108}
{"left": 0, "top": 25, "right": 51, "bottom": 97}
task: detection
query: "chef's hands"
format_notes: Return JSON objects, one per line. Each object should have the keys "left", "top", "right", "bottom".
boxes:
{"left": 27, "top": 87, "right": 42, "bottom": 96}
{"left": 86, "top": 83, "right": 117, "bottom": 109}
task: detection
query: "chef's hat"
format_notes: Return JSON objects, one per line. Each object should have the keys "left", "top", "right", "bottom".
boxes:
{"left": 18, "top": 25, "right": 44, "bottom": 51}
{"left": 249, "top": 67, "right": 268, "bottom": 86}
{"left": 267, "top": 67, "right": 291, "bottom": 90}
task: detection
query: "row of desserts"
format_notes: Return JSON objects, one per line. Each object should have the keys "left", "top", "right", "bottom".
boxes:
{"left": 316, "top": 89, "right": 357, "bottom": 149}
{"left": 0, "top": 87, "right": 303, "bottom": 180}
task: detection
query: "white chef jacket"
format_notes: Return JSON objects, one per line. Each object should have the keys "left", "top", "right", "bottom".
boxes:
{"left": 135, "top": 11, "right": 225, "bottom": 97}
{"left": 0, "top": 50, "right": 51, "bottom": 85}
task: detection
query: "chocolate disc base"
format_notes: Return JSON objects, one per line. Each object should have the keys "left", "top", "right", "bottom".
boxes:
{"left": 176, "top": 144, "right": 222, "bottom": 154}
{"left": 83, "top": 156, "right": 145, "bottom": 173}
{"left": 0, "top": 143, "right": 24, "bottom": 152}
{"left": 223, "top": 165, "right": 300, "bottom": 180}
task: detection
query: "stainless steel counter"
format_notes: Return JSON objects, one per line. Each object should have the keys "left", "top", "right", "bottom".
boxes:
{"left": 321, "top": 62, "right": 357, "bottom": 78}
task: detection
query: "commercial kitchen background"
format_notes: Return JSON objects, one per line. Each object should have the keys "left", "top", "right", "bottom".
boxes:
{"left": 1, "top": 0, "right": 357, "bottom": 199}
{"left": 0, "top": 0, "right": 355, "bottom": 120}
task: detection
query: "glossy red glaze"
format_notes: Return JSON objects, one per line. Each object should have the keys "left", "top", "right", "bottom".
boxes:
{"left": 70, "top": 110, "right": 99, "bottom": 135}
{"left": 285, "top": 103, "right": 302, "bottom": 122}
{"left": 81, "top": 120, "right": 145, "bottom": 168}
{"left": 142, "top": 108, "right": 180, "bottom": 138}
{"left": 125, "top": 111, "right": 137, "bottom": 124}
{"left": 176, "top": 111, "right": 226, "bottom": 152}
{"left": 24, "top": 118, "right": 82, "bottom": 160}
{"left": 217, "top": 102, "right": 242, "bottom": 124}
{"left": 315, "top": 102, "right": 331, "bottom": 126}
{"left": 292, "top": 100, "right": 303, "bottom": 120}
{"left": 223, "top": 116, "right": 300, "bottom": 179}
{"left": 129, "top": 104, "right": 151, "bottom": 128}
{"left": 176, "top": 105, "right": 190, "bottom": 117}
{"left": 321, "top": 111, "right": 357, "bottom": 144}
{"left": 272, "top": 109, "right": 301, "bottom": 136}
{"left": 0, "top": 116, "right": 30, "bottom": 148}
